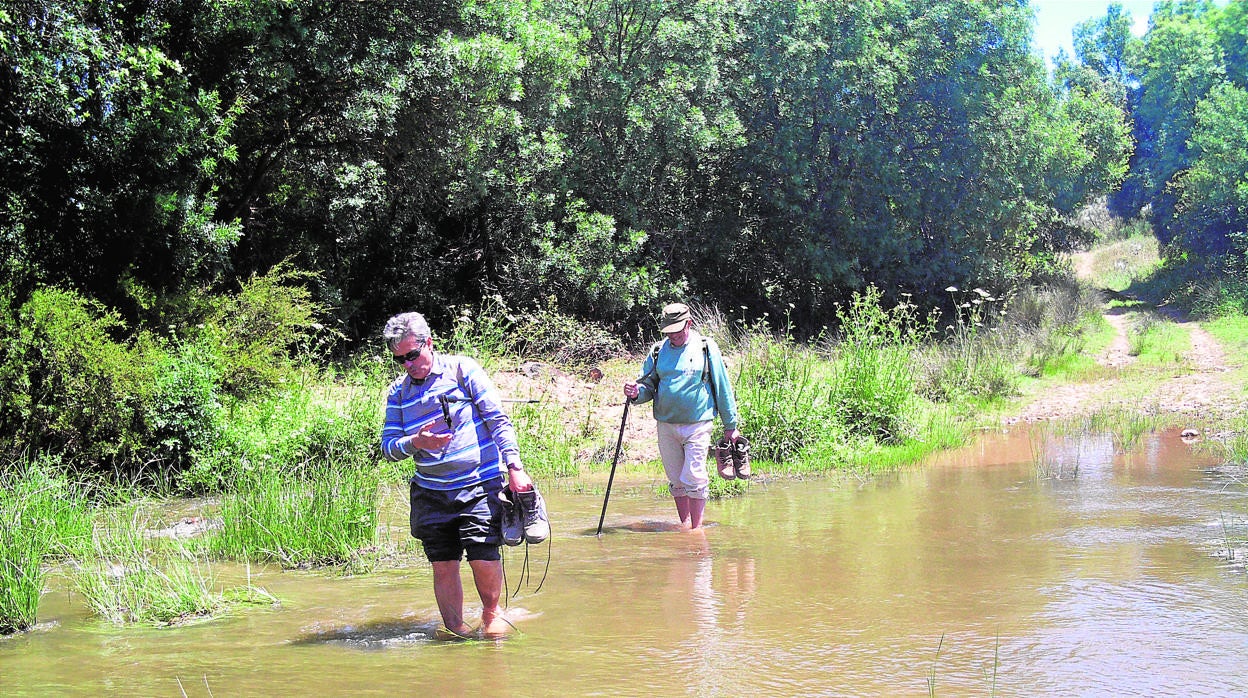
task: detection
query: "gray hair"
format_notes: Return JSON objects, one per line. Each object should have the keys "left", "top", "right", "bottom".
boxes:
{"left": 382, "top": 312, "right": 431, "bottom": 351}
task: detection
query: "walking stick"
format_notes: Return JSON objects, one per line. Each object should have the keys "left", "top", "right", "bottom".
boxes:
{"left": 596, "top": 398, "right": 631, "bottom": 537}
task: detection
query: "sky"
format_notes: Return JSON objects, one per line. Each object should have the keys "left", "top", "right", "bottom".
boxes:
{"left": 1030, "top": 0, "right": 1158, "bottom": 63}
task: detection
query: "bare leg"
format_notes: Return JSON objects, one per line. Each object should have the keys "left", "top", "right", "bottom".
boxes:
{"left": 469, "top": 558, "right": 508, "bottom": 638}
{"left": 688, "top": 497, "right": 706, "bottom": 530}
{"left": 673, "top": 495, "right": 690, "bottom": 526}
{"left": 431, "top": 560, "right": 472, "bottom": 636}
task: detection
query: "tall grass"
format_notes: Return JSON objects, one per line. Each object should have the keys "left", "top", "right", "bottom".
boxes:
{"left": 210, "top": 463, "right": 380, "bottom": 568}
{"left": 1005, "top": 281, "right": 1104, "bottom": 379}
{"left": 75, "top": 507, "right": 221, "bottom": 625}
{"left": 829, "top": 286, "right": 925, "bottom": 442}
{"left": 73, "top": 505, "right": 276, "bottom": 625}
{"left": 919, "top": 287, "right": 1018, "bottom": 403}
{"left": 512, "top": 401, "right": 584, "bottom": 479}
{"left": 735, "top": 329, "right": 836, "bottom": 463}
{"left": 0, "top": 460, "right": 92, "bottom": 633}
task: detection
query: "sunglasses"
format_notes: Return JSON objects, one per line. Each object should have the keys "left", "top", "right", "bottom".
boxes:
{"left": 391, "top": 347, "right": 423, "bottom": 365}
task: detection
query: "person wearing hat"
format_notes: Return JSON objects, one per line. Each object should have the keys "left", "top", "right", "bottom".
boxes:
{"left": 623, "top": 302, "right": 741, "bottom": 530}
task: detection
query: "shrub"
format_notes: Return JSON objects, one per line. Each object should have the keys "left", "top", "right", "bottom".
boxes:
{"left": 509, "top": 297, "right": 626, "bottom": 366}
{"left": 181, "top": 375, "right": 379, "bottom": 494}
{"left": 735, "top": 328, "right": 837, "bottom": 463}
{"left": 132, "top": 334, "right": 223, "bottom": 472}
{"left": 829, "top": 286, "right": 925, "bottom": 442}
{"left": 0, "top": 287, "right": 146, "bottom": 468}
{"left": 446, "top": 294, "right": 626, "bottom": 367}
{"left": 199, "top": 261, "right": 333, "bottom": 396}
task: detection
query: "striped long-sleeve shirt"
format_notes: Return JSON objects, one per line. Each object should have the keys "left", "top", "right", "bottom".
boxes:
{"left": 380, "top": 353, "right": 520, "bottom": 491}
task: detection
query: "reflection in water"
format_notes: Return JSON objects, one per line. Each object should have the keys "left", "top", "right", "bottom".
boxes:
{"left": 3, "top": 427, "right": 1248, "bottom": 696}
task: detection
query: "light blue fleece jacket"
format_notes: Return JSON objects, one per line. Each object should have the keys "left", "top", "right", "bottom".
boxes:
{"left": 633, "top": 330, "right": 740, "bottom": 430}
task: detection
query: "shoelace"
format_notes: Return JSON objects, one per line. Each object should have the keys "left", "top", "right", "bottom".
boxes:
{"left": 502, "top": 518, "right": 552, "bottom": 611}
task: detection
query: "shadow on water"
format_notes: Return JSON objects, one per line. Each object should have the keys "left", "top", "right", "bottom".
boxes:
{"left": 591, "top": 519, "right": 703, "bottom": 535}
{"left": 292, "top": 619, "right": 443, "bottom": 649}
{"left": 4, "top": 425, "right": 1248, "bottom": 696}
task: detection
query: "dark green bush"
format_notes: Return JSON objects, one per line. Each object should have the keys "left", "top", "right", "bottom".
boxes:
{"left": 133, "top": 334, "right": 223, "bottom": 472}
{"left": 0, "top": 271, "right": 331, "bottom": 486}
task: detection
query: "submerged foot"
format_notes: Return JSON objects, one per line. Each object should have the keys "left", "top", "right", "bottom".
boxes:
{"left": 434, "top": 624, "right": 476, "bottom": 641}
{"left": 481, "top": 616, "right": 512, "bottom": 640}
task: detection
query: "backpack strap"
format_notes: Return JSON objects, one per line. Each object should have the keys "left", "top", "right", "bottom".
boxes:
{"left": 642, "top": 340, "right": 664, "bottom": 385}
{"left": 456, "top": 360, "right": 475, "bottom": 403}
{"left": 702, "top": 337, "right": 719, "bottom": 416}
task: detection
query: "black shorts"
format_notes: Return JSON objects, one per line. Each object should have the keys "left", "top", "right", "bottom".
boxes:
{"left": 409, "top": 479, "right": 504, "bottom": 562}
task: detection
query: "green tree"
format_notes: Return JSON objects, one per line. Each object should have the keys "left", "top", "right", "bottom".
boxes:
{"left": 545, "top": 0, "right": 745, "bottom": 316}
{"left": 1213, "top": 0, "right": 1248, "bottom": 88}
{"left": 1171, "top": 81, "right": 1248, "bottom": 257}
{"left": 726, "top": 0, "right": 1122, "bottom": 324}
{"left": 1073, "top": 2, "right": 1136, "bottom": 87}
{"left": 0, "top": 0, "right": 239, "bottom": 312}
{"left": 1116, "top": 0, "right": 1224, "bottom": 229}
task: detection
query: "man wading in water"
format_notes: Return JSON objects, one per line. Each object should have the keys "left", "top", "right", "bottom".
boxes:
{"left": 380, "top": 312, "right": 548, "bottom": 640}
{"left": 624, "top": 303, "right": 742, "bottom": 530}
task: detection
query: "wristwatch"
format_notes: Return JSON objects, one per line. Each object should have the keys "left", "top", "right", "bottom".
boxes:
{"left": 507, "top": 462, "right": 524, "bottom": 472}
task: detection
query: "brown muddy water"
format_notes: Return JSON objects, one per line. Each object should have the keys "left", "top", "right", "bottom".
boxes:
{"left": 3, "top": 427, "right": 1248, "bottom": 696}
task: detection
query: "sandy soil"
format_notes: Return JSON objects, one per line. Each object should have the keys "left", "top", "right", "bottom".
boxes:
{"left": 492, "top": 361, "right": 664, "bottom": 467}
{"left": 1007, "top": 253, "right": 1245, "bottom": 427}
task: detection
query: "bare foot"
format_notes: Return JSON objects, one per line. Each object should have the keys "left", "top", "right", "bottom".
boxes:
{"left": 434, "top": 625, "right": 475, "bottom": 641}
{"left": 481, "top": 616, "right": 511, "bottom": 640}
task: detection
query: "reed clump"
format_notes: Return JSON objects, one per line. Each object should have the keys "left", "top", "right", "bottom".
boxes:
{"left": 211, "top": 463, "right": 380, "bottom": 568}
{"left": 73, "top": 505, "right": 277, "bottom": 626}
{"left": 0, "top": 460, "right": 92, "bottom": 634}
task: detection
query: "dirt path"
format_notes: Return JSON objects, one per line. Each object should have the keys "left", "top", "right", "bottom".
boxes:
{"left": 1008, "top": 254, "right": 1245, "bottom": 425}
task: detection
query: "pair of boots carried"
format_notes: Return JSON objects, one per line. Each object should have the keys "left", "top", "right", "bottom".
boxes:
{"left": 500, "top": 486, "right": 549, "bottom": 546}
{"left": 715, "top": 436, "right": 751, "bottom": 480}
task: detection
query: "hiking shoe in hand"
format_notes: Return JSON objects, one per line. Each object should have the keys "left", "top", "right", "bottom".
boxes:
{"left": 732, "top": 436, "right": 751, "bottom": 479}
{"left": 513, "top": 487, "right": 549, "bottom": 544}
{"left": 499, "top": 490, "right": 524, "bottom": 547}
{"left": 715, "top": 439, "right": 735, "bottom": 480}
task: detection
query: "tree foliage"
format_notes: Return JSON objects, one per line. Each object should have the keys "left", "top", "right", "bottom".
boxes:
{"left": 1074, "top": 1, "right": 1248, "bottom": 269}
{"left": 2, "top": 0, "right": 1134, "bottom": 342}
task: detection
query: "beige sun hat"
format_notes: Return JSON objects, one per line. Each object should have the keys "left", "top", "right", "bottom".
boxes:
{"left": 657, "top": 302, "right": 691, "bottom": 333}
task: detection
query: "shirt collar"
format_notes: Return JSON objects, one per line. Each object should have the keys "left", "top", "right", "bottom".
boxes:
{"left": 404, "top": 351, "right": 450, "bottom": 388}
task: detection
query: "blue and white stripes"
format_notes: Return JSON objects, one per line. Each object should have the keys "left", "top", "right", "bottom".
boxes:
{"left": 381, "top": 353, "right": 520, "bottom": 491}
